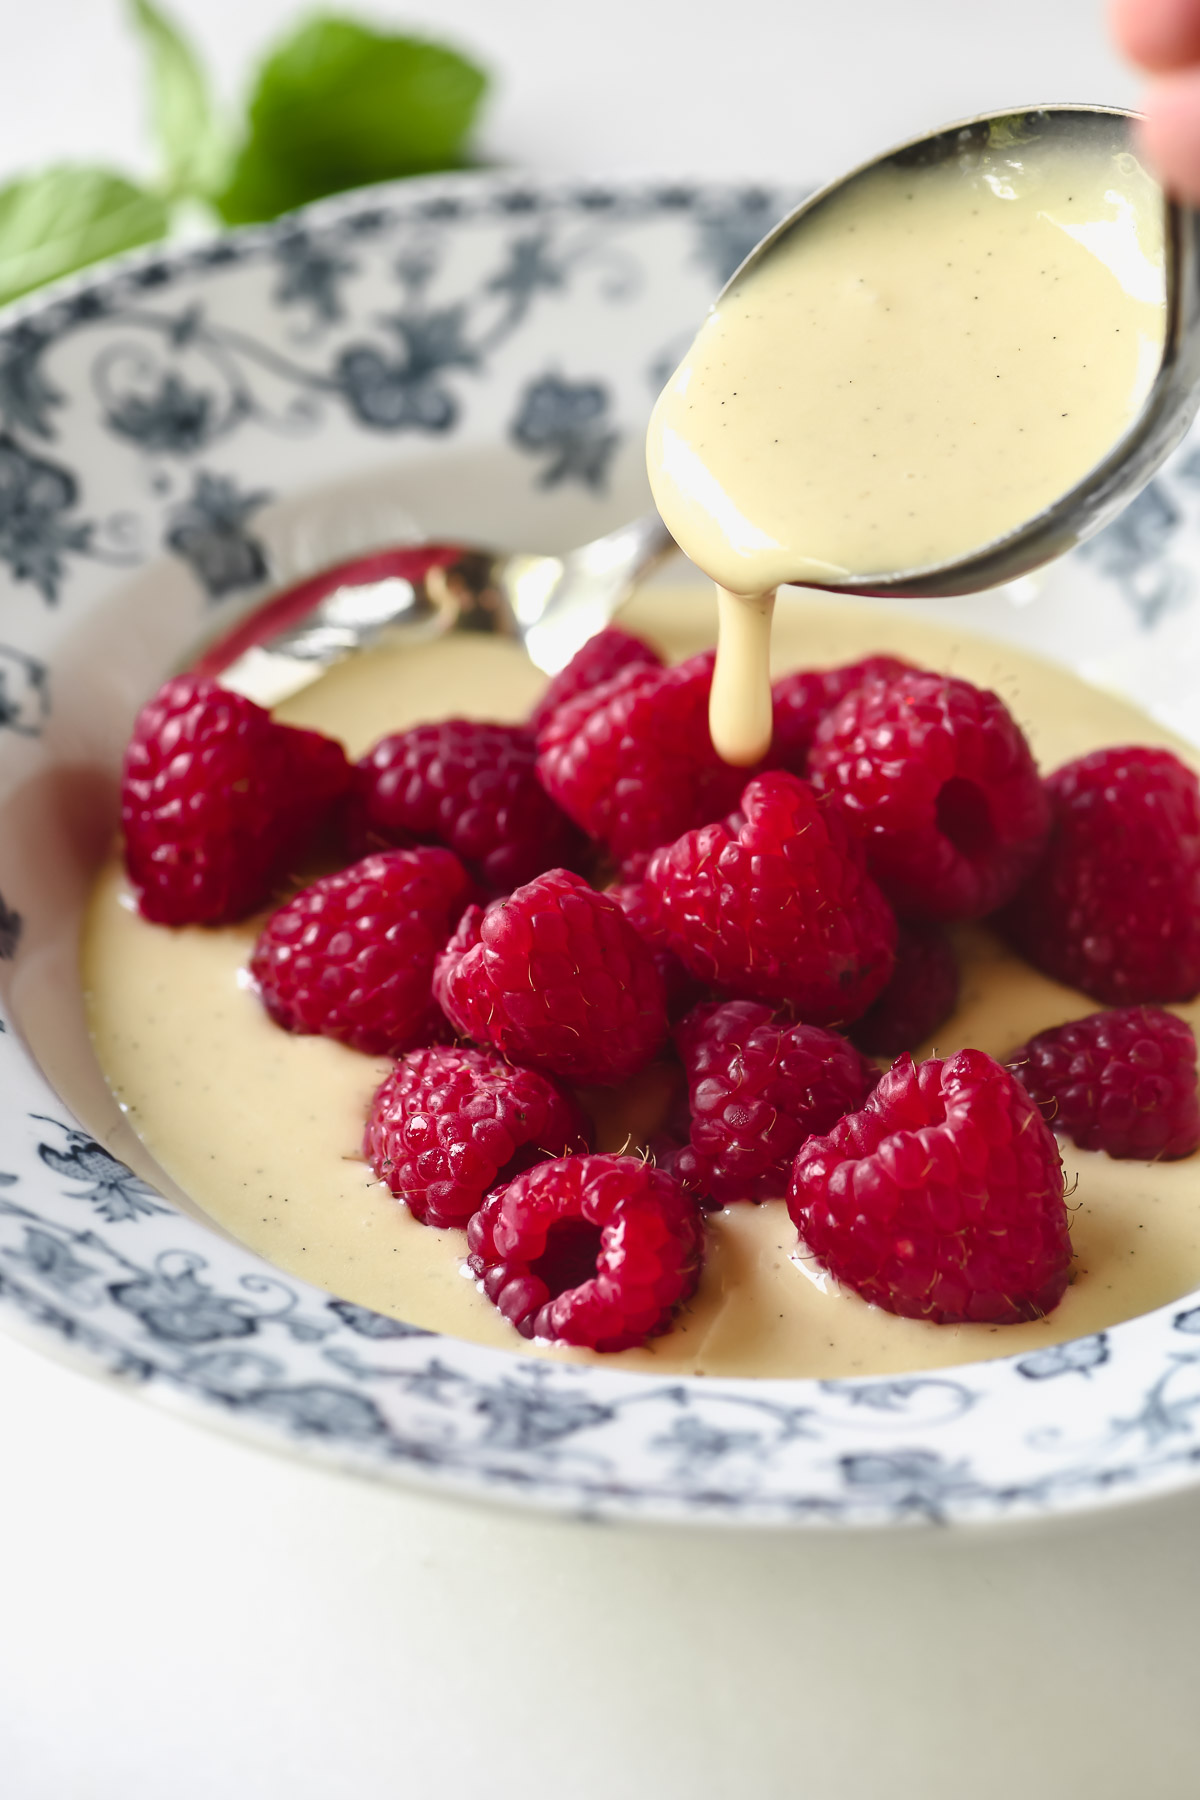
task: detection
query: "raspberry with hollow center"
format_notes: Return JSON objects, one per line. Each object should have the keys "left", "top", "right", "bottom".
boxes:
{"left": 528, "top": 625, "right": 663, "bottom": 735}
{"left": 642, "top": 770, "right": 896, "bottom": 1027}
{"left": 1008, "top": 1005, "right": 1200, "bottom": 1162}
{"left": 250, "top": 847, "right": 471, "bottom": 1057}
{"left": 365, "top": 1045, "right": 591, "bottom": 1229}
{"left": 848, "top": 921, "right": 960, "bottom": 1058}
{"left": 466, "top": 1152, "right": 704, "bottom": 1350}
{"left": 121, "top": 674, "right": 352, "bottom": 925}
{"left": 535, "top": 651, "right": 750, "bottom": 874}
{"left": 808, "top": 669, "right": 1050, "bottom": 920}
{"left": 788, "top": 1048, "right": 1070, "bottom": 1324}
{"left": 433, "top": 867, "right": 669, "bottom": 1084}
{"left": 674, "top": 1000, "right": 880, "bottom": 1205}
{"left": 770, "top": 655, "right": 913, "bottom": 776}
{"left": 1000, "top": 746, "right": 1200, "bottom": 1005}
{"left": 354, "top": 718, "right": 585, "bottom": 893}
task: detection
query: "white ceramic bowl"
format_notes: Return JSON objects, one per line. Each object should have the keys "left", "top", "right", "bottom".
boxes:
{"left": 4, "top": 171, "right": 1200, "bottom": 1528}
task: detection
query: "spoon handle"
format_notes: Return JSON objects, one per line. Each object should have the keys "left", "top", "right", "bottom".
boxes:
{"left": 504, "top": 513, "right": 676, "bottom": 675}
{"left": 190, "top": 513, "right": 675, "bottom": 705}
{"left": 192, "top": 544, "right": 468, "bottom": 683}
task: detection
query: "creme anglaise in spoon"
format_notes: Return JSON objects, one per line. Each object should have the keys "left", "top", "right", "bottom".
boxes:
{"left": 647, "top": 106, "right": 1194, "bottom": 764}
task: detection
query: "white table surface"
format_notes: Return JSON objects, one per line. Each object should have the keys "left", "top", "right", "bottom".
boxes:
{"left": 5, "top": 4, "right": 1200, "bottom": 1797}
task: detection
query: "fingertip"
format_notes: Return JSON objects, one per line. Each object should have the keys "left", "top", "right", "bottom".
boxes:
{"left": 1140, "top": 68, "right": 1200, "bottom": 202}
{"left": 1109, "top": 0, "right": 1149, "bottom": 64}
{"left": 1111, "top": 0, "right": 1200, "bottom": 71}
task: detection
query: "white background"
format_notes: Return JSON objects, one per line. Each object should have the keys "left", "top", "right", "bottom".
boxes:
{"left": 0, "top": 0, "right": 1139, "bottom": 191}
{"left": 4, "top": 4, "right": 1200, "bottom": 1798}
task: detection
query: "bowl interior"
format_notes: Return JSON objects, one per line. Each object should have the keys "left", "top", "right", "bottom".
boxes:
{"left": 4, "top": 175, "right": 1200, "bottom": 1527}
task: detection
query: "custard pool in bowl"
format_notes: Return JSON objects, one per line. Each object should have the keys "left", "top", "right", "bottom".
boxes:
{"left": 4, "top": 173, "right": 1200, "bottom": 1525}
{"left": 82, "top": 583, "right": 1200, "bottom": 1381}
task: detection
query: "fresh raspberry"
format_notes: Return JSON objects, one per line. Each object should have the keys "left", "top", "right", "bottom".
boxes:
{"left": 848, "top": 921, "right": 960, "bottom": 1058}
{"left": 528, "top": 626, "right": 663, "bottom": 734}
{"left": 122, "top": 674, "right": 351, "bottom": 925}
{"left": 250, "top": 848, "right": 471, "bottom": 1057}
{"left": 536, "top": 651, "right": 750, "bottom": 874}
{"left": 1009, "top": 1006, "right": 1200, "bottom": 1162}
{"left": 1000, "top": 747, "right": 1200, "bottom": 1005}
{"left": 642, "top": 770, "right": 896, "bottom": 1027}
{"left": 648, "top": 1133, "right": 712, "bottom": 1195}
{"left": 434, "top": 868, "right": 668, "bottom": 1084}
{"left": 673, "top": 1000, "right": 879, "bottom": 1205}
{"left": 365, "top": 1045, "right": 591, "bottom": 1228}
{"left": 808, "top": 670, "right": 1050, "bottom": 920}
{"left": 788, "top": 1048, "right": 1070, "bottom": 1324}
{"left": 466, "top": 1152, "right": 704, "bottom": 1351}
{"left": 354, "top": 719, "right": 585, "bottom": 893}
{"left": 608, "top": 882, "right": 707, "bottom": 1021}
{"left": 770, "top": 655, "right": 913, "bottom": 776}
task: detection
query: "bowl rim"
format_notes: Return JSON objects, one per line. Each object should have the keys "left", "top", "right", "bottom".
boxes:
{"left": 3, "top": 166, "right": 1200, "bottom": 1532}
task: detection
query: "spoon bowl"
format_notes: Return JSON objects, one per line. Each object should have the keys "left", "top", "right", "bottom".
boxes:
{"left": 710, "top": 103, "right": 1200, "bottom": 600}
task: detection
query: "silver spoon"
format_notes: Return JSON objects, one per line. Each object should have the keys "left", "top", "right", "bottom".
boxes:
{"left": 709, "top": 101, "right": 1200, "bottom": 600}
{"left": 193, "top": 512, "right": 674, "bottom": 707}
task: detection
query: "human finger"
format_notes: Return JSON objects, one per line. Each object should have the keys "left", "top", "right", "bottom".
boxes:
{"left": 1111, "top": 0, "right": 1200, "bottom": 71}
{"left": 1139, "top": 68, "right": 1200, "bottom": 201}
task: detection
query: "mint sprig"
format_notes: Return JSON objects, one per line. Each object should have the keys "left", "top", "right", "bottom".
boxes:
{"left": 218, "top": 18, "right": 488, "bottom": 225}
{"left": 0, "top": 1, "right": 490, "bottom": 309}
{"left": 0, "top": 166, "right": 169, "bottom": 310}
{"left": 130, "top": 0, "right": 227, "bottom": 202}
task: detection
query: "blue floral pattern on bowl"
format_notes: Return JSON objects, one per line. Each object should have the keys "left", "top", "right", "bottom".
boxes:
{"left": 2, "top": 171, "right": 1200, "bottom": 1528}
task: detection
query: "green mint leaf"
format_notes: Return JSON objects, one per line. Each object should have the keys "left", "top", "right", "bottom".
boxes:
{"left": 0, "top": 166, "right": 168, "bottom": 307}
{"left": 216, "top": 15, "right": 488, "bottom": 225}
{"left": 128, "top": 0, "right": 226, "bottom": 199}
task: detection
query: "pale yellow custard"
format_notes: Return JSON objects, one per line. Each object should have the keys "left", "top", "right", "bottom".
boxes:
{"left": 83, "top": 587, "right": 1200, "bottom": 1380}
{"left": 648, "top": 143, "right": 1166, "bottom": 594}
{"left": 647, "top": 130, "right": 1169, "bottom": 764}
